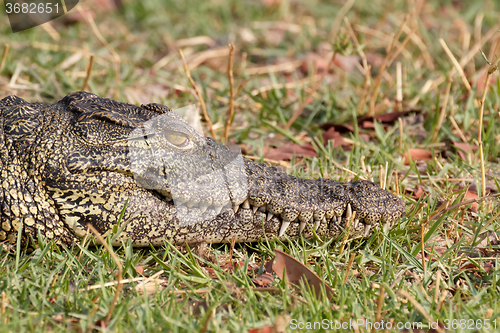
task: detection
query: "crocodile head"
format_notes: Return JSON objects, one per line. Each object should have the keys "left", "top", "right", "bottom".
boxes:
{"left": 0, "top": 91, "right": 405, "bottom": 246}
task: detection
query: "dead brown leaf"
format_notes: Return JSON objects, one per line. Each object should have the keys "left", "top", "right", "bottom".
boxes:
{"left": 190, "top": 300, "right": 209, "bottom": 316}
{"left": 249, "top": 325, "right": 274, "bottom": 333}
{"left": 301, "top": 52, "right": 360, "bottom": 75}
{"left": 402, "top": 148, "right": 433, "bottom": 165}
{"left": 332, "top": 54, "right": 361, "bottom": 72}
{"left": 300, "top": 53, "right": 330, "bottom": 74}
{"left": 252, "top": 273, "right": 274, "bottom": 287}
{"left": 453, "top": 142, "right": 478, "bottom": 160}
{"left": 264, "top": 143, "right": 318, "bottom": 161}
{"left": 261, "top": 0, "right": 281, "bottom": 7}
{"left": 321, "top": 127, "right": 350, "bottom": 148}
{"left": 271, "top": 249, "right": 334, "bottom": 300}
{"left": 252, "top": 257, "right": 275, "bottom": 287}
{"left": 358, "top": 109, "right": 418, "bottom": 125}
{"left": 360, "top": 120, "right": 374, "bottom": 129}
{"left": 319, "top": 123, "right": 355, "bottom": 133}
{"left": 464, "top": 190, "right": 478, "bottom": 212}
{"left": 406, "top": 184, "right": 426, "bottom": 199}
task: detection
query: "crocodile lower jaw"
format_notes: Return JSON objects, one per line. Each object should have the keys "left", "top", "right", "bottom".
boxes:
{"left": 162, "top": 192, "right": 394, "bottom": 240}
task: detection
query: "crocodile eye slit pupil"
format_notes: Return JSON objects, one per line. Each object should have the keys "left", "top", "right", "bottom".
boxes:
{"left": 165, "top": 132, "right": 188, "bottom": 147}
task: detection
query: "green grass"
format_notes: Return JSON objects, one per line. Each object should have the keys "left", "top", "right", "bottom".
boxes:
{"left": 1, "top": 0, "right": 500, "bottom": 331}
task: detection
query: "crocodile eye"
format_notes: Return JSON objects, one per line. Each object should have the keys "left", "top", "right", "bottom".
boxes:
{"left": 165, "top": 131, "right": 188, "bottom": 147}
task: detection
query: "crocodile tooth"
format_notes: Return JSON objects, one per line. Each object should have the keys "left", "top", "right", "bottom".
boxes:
{"left": 199, "top": 205, "right": 208, "bottom": 214}
{"left": 363, "top": 224, "right": 372, "bottom": 237}
{"left": 353, "top": 219, "right": 359, "bottom": 229}
{"left": 300, "top": 217, "right": 313, "bottom": 233}
{"left": 214, "top": 206, "right": 223, "bottom": 215}
{"left": 242, "top": 199, "right": 250, "bottom": 209}
{"left": 346, "top": 203, "right": 352, "bottom": 221}
{"left": 279, "top": 221, "right": 291, "bottom": 237}
{"left": 267, "top": 212, "right": 274, "bottom": 221}
{"left": 233, "top": 205, "right": 240, "bottom": 214}
{"left": 315, "top": 217, "right": 326, "bottom": 231}
{"left": 252, "top": 206, "right": 259, "bottom": 214}
{"left": 186, "top": 201, "right": 195, "bottom": 208}
{"left": 314, "top": 220, "right": 320, "bottom": 230}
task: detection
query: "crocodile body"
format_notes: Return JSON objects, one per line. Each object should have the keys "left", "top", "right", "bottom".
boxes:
{"left": 0, "top": 91, "right": 405, "bottom": 246}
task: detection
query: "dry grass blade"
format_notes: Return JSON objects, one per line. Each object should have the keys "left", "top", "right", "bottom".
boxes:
{"left": 430, "top": 193, "right": 500, "bottom": 223}
{"left": 394, "top": 169, "right": 400, "bottom": 195}
{"left": 80, "top": 6, "right": 121, "bottom": 99}
{"left": 224, "top": 43, "right": 235, "bottom": 143}
{"left": 339, "top": 209, "right": 356, "bottom": 254}
{"left": 245, "top": 60, "right": 301, "bottom": 75}
{"left": 184, "top": 47, "right": 229, "bottom": 71}
{"left": 328, "top": 0, "right": 356, "bottom": 42}
{"left": 39, "top": 22, "right": 60, "bottom": 41}
{"left": 344, "top": 17, "right": 373, "bottom": 114}
{"left": 431, "top": 76, "right": 452, "bottom": 142}
{"left": 398, "top": 19, "right": 434, "bottom": 69}
{"left": 198, "top": 306, "right": 213, "bottom": 333}
{"left": 0, "top": 44, "right": 9, "bottom": 73}
{"left": 81, "top": 55, "right": 94, "bottom": 92}
{"left": 396, "top": 62, "right": 402, "bottom": 109}
{"left": 398, "top": 290, "right": 445, "bottom": 333}
{"left": 79, "top": 270, "right": 165, "bottom": 293}
{"left": 478, "top": 51, "right": 500, "bottom": 197}
{"left": 284, "top": 52, "right": 336, "bottom": 130}
{"left": 458, "top": 24, "right": 499, "bottom": 68}
{"left": 344, "top": 17, "right": 368, "bottom": 71}
{"left": 250, "top": 74, "right": 321, "bottom": 96}
{"left": 436, "top": 289, "right": 449, "bottom": 312}
{"left": 343, "top": 253, "right": 356, "bottom": 284}
{"left": 439, "top": 38, "right": 472, "bottom": 91}
{"left": 398, "top": 118, "right": 403, "bottom": 151}
{"left": 86, "top": 224, "right": 123, "bottom": 324}
{"left": 449, "top": 115, "right": 468, "bottom": 143}
{"left": 179, "top": 49, "right": 216, "bottom": 139}
{"left": 1, "top": 291, "right": 7, "bottom": 323}
{"left": 368, "top": 15, "right": 409, "bottom": 116}
{"left": 372, "top": 285, "right": 385, "bottom": 333}
{"left": 420, "top": 221, "right": 426, "bottom": 273}
{"left": 356, "top": 63, "right": 372, "bottom": 114}
{"left": 433, "top": 270, "right": 441, "bottom": 304}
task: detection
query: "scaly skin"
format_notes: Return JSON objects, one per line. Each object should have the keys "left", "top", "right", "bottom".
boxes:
{"left": 0, "top": 91, "right": 405, "bottom": 246}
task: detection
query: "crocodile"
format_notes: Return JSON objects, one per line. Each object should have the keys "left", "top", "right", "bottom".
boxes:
{"left": 0, "top": 91, "right": 405, "bottom": 247}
